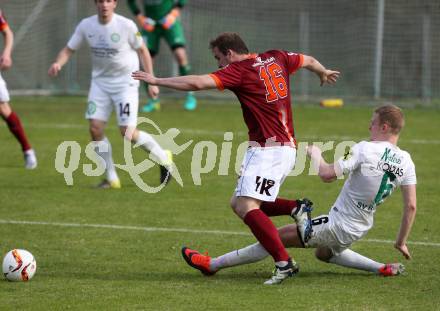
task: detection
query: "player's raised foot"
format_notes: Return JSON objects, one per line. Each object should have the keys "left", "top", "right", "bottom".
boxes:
{"left": 159, "top": 150, "right": 173, "bottom": 185}
{"left": 96, "top": 179, "right": 121, "bottom": 189}
{"left": 183, "top": 92, "right": 197, "bottom": 111}
{"left": 378, "top": 263, "right": 405, "bottom": 277}
{"left": 291, "top": 198, "right": 314, "bottom": 246}
{"left": 141, "top": 98, "right": 160, "bottom": 113}
{"left": 264, "top": 258, "right": 299, "bottom": 285}
{"left": 181, "top": 246, "right": 216, "bottom": 276}
{"left": 24, "top": 149, "right": 37, "bottom": 170}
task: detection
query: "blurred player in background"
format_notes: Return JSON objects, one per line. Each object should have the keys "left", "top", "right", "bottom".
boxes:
{"left": 127, "top": 0, "right": 197, "bottom": 112}
{"left": 48, "top": 0, "right": 172, "bottom": 189}
{"left": 0, "top": 9, "right": 37, "bottom": 169}
{"left": 181, "top": 105, "right": 417, "bottom": 281}
{"left": 132, "top": 32, "right": 340, "bottom": 284}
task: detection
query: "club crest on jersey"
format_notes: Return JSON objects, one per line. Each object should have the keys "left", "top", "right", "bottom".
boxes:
{"left": 110, "top": 33, "right": 120, "bottom": 43}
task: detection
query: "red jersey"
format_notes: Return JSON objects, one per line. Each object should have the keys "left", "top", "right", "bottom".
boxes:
{"left": 210, "top": 50, "right": 303, "bottom": 146}
{"left": 0, "top": 10, "right": 8, "bottom": 31}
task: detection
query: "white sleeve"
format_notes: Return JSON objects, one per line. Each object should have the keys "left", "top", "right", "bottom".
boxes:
{"left": 336, "top": 142, "right": 363, "bottom": 175}
{"left": 67, "top": 21, "right": 85, "bottom": 51}
{"left": 401, "top": 157, "right": 417, "bottom": 185}
{"left": 127, "top": 21, "right": 143, "bottom": 50}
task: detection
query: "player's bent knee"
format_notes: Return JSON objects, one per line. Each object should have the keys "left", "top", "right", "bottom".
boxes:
{"left": 315, "top": 247, "right": 333, "bottom": 263}
{"left": 230, "top": 196, "right": 237, "bottom": 209}
{"left": 0, "top": 102, "right": 11, "bottom": 117}
{"left": 120, "top": 126, "right": 137, "bottom": 141}
{"left": 89, "top": 126, "right": 104, "bottom": 141}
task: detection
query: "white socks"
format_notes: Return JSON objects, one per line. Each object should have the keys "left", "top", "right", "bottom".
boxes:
{"left": 209, "top": 243, "right": 384, "bottom": 274}
{"left": 135, "top": 130, "right": 168, "bottom": 164}
{"left": 95, "top": 137, "right": 118, "bottom": 182}
{"left": 329, "top": 249, "right": 383, "bottom": 273}
{"left": 210, "top": 243, "right": 269, "bottom": 272}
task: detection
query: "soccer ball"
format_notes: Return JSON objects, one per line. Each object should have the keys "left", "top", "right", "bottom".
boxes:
{"left": 2, "top": 249, "right": 37, "bottom": 282}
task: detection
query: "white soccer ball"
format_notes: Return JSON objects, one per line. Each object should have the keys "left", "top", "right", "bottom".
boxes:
{"left": 2, "top": 249, "right": 37, "bottom": 282}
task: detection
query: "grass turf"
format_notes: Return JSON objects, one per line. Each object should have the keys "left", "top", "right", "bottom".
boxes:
{"left": 0, "top": 96, "right": 439, "bottom": 310}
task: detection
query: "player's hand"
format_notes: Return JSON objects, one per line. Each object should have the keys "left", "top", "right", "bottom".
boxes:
{"left": 159, "top": 8, "right": 180, "bottom": 30}
{"left": 306, "top": 145, "right": 322, "bottom": 158}
{"left": 320, "top": 69, "right": 340, "bottom": 86}
{"left": 136, "top": 14, "right": 155, "bottom": 32}
{"left": 395, "top": 243, "right": 412, "bottom": 260}
{"left": 48, "top": 63, "right": 62, "bottom": 77}
{"left": 132, "top": 71, "right": 157, "bottom": 85}
{"left": 0, "top": 53, "right": 12, "bottom": 70}
{"left": 148, "top": 85, "right": 159, "bottom": 98}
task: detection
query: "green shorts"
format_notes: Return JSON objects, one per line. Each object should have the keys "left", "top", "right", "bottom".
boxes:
{"left": 142, "top": 19, "right": 186, "bottom": 56}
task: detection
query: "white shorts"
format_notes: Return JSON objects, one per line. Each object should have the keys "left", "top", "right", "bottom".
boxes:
{"left": 307, "top": 213, "right": 367, "bottom": 255}
{"left": 0, "top": 74, "right": 10, "bottom": 102}
{"left": 234, "top": 146, "right": 296, "bottom": 202}
{"left": 86, "top": 81, "right": 139, "bottom": 126}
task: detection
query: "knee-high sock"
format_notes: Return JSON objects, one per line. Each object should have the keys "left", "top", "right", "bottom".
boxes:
{"left": 260, "top": 198, "right": 298, "bottom": 216}
{"left": 134, "top": 130, "right": 168, "bottom": 164}
{"left": 210, "top": 243, "right": 269, "bottom": 271}
{"left": 95, "top": 137, "right": 118, "bottom": 182}
{"left": 243, "top": 209, "right": 290, "bottom": 263}
{"left": 329, "top": 249, "right": 383, "bottom": 273}
{"left": 3, "top": 111, "right": 31, "bottom": 152}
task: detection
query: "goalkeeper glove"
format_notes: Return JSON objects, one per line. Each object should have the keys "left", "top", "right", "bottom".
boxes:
{"left": 143, "top": 17, "right": 156, "bottom": 32}
{"left": 137, "top": 15, "right": 156, "bottom": 32}
{"left": 159, "top": 8, "right": 180, "bottom": 30}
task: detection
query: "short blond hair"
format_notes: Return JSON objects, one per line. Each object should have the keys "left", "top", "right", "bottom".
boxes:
{"left": 374, "top": 104, "right": 405, "bottom": 134}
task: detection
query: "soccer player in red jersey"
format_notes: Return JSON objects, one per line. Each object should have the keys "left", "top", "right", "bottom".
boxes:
{"left": 132, "top": 32, "right": 340, "bottom": 284}
{"left": 0, "top": 9, "right": 37, "bottom": 169}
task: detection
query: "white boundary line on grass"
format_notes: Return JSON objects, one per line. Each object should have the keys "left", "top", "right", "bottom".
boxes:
{"left": 1, "top": 219, "right": 439, "bottom": 248}
{"left": 24, "top": 123, "right": 440, "bottom": 145}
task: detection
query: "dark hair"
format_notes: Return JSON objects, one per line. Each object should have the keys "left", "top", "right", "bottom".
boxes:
{"left": 374, "top": 104, "right": 405, "bottom": 134}
{"left": 209, "top": 32, "right": 249, "bottom": 55}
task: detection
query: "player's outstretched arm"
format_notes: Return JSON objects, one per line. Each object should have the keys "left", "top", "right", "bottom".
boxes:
{"left": 307, "top": 145, "right": 341, "bottom": 182}
{"left": 132, "top": 71, "right": 217, "bottom": 91}
{"left": 0, "top": 26, "right": 13, "bottom": 70}
{"left": 48, "top": 47, "right": 74, "bottom": 77}
{"left": 302, "top": 55, "right": 340, "bottom": 86}
{"left": 136, "top": 45, "right": 159, "bottom": 98}
{"left": 395, "top": 184, "right": 417, "bottom": 260}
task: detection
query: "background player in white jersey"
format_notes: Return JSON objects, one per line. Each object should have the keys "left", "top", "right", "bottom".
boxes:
{"left": 0, "top": 9, "right": 37, "bottom": 169}
{"left": 48, "top": 0, "right": 172, "bottom": 188}
{"left": 182, "top": 104, "right": 417, "bottom": 278}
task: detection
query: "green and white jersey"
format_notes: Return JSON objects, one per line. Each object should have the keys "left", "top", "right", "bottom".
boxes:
{"left": 67, "top": 14, "right": 143, "bottom": 92}
{"left": 332, "top": 140, "right": 416, "bottom": 235}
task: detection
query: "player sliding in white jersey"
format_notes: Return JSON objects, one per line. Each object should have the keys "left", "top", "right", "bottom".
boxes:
{"left": 48, "top": 0, "right": 172, "bottom": 188}
{"left": 182, "top": 104, "right": 417, "bottom": 281}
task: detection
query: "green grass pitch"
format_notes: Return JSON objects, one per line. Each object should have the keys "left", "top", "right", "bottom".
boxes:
{"left": 1, "top": 96, "right": 439, "bottom": 310}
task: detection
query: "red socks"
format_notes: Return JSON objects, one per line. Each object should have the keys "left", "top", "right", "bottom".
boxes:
{"left": 4, "top": 111, "right": 31, "bottom": 151}
{"left": 243, "top": 209, "right": 290, "bottom": 262}
{"left": 260, "top": 198, "right": 297, "bottom": 217}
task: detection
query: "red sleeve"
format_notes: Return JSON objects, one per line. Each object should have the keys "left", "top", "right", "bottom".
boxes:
{"left": 282, "top": 51, "right": 303, "bottom": 74}
{"left": 210, "top": 63, "right": 242, "bottom": 91}
{"left": 0, "top": 10, "right": 9, "bottom": 31}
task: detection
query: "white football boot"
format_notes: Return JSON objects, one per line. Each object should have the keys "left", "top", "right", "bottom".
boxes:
{"left": 291, "top": 198, "right": 314, "bottom": 246}
{"left": 24, "top": 149, "right": 37, "bottom": 170}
